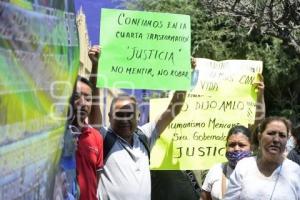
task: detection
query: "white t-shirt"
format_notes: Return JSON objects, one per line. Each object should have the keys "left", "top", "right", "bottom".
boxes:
{"left": 98, "top": 122, "right": 158, "bottom": 200}
{"left": 201, "top": 163, "right": 233, "bottom": 200}
{"left": 224, "top": 156, "right": 300, "bottom": 200}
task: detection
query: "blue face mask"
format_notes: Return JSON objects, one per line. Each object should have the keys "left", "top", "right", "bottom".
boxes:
{"left": 225, "top": 151, "right": 252, "bottom": 168}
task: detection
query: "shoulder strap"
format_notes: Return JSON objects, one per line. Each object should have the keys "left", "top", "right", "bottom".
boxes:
{"left": 221, "top": 163, "right": 228, "bottom": 198}
{"left": 185, "top": 170, "right": 201, "bottom": 195}
{"left": 103, "top": 130, "right": 117, "bottom": 161}
{"left": 135, "top": 128, "right": 150, "bottom": 159}
{"left": 104, "top": 128, "right": 150, "bottom": 160}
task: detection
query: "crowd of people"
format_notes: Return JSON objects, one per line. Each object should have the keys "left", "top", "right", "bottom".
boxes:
{"left": 56, "top": 45, "right": 300, "bottom": 200}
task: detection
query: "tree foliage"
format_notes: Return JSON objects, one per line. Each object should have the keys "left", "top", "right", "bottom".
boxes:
{"left": 120, "top": 0, "right": 300, "bottom": 124}
{"left": 201, "top": 0, "right": 300, "bottom": 55}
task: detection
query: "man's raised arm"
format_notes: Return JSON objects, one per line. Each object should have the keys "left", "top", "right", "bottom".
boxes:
{"left": 88, "top": 45, "right": 102, "bottom": 128}
{"left": 154, "top": 90, "right": 187, "bottom": 136}
{"left": 154, "top": 58, "right": 196, "bottom": 136}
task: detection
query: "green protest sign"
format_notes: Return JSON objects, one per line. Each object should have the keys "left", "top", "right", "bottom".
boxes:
{"left": 97, "top": 8, "right": 191, "bottom": 90}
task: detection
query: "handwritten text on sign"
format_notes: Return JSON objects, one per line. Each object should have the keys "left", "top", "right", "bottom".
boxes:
{"left": 97, "top": 9, "right": 191, "bottom": 90}
{"left": 150, "top": 59, "right": 263, "bottom": 170}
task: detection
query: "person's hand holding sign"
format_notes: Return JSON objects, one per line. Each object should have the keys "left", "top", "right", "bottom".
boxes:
{"left": 191, "top": 57, "right": 196, "bottom": 70}
{"left": 252, "top": 73, "right": 265, "bottom": 127}
{"left": 253, "top": 73, "right": 264, "bottom": 95}
{"left": 88, "top": 45, "right": 101, "bottom": 66}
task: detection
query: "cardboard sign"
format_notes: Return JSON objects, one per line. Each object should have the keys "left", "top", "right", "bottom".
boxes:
{"left": 97, "top": 8, "right": 191, "bottom": 90}
{"left": 150, "top": 59, "right": 263, "bottom": 170}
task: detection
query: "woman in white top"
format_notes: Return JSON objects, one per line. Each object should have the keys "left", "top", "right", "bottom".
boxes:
{"left": 224, "top": 116, "right": 300, "bottom": 200}
{"left": 200, "top": 76, "right": 265, "bottom": 200}
{"left": 200, "top": 125, "right": 252, "bottom": 200}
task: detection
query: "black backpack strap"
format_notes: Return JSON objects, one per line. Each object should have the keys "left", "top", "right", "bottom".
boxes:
{"left": 104, "top": 128, "right": 150, "bottom": 161}
{"left": 135, "top": 128, "right": 150, "bottom": 159}
{"left": 185, "top": 170, "right": 201, "bottom": 195}
{"left": 103, "top": 130, "right": 117, "bottom": 161}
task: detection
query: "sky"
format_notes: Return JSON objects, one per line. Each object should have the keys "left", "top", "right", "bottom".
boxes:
{"left": 74, "top": 0, "right": 119, "bottom": 44}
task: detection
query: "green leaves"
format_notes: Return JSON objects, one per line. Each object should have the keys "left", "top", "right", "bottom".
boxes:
{"left": 120, "top": 0, "right": 300, "bottom": 123}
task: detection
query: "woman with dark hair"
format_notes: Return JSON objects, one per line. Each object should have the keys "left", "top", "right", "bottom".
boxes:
{"left": 224, "top": 116, "right": 300, "bottom": 200}
{"left": 287, "top": 125, "right": 300, "bottom": 165}
{"left": 200, "top": 125, "right": 252, "bottom": 200}
{"left": 200, "top": 74, "right": 265, "bottom": 200}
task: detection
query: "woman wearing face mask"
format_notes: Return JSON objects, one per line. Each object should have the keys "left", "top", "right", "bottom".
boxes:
{"left": 200, "top": 74, "right": 265, "bottom": 200}
{"left": 224, "top": 116, "right": 300, "bottom": 200}
{"left": 200, "top": 125, "right": 252, "bottom": 200}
